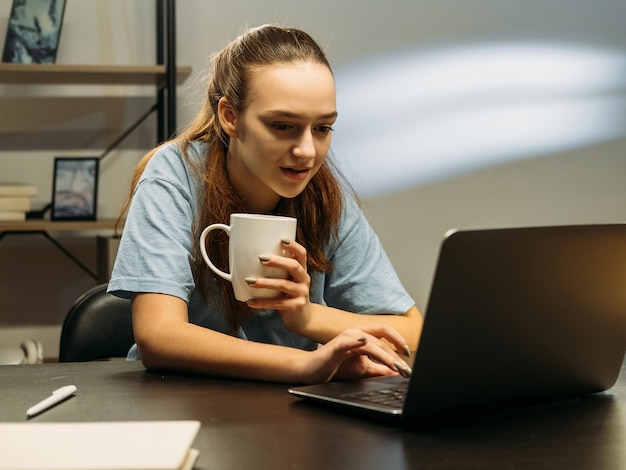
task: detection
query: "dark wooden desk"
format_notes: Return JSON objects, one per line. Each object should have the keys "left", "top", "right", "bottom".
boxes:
{"left": 2, "top": 361, "right": 625, "bottom": 469}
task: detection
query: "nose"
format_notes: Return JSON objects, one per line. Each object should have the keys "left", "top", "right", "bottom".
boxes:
{"left": 292, "top": 130, "right": 316, "bottom": 159}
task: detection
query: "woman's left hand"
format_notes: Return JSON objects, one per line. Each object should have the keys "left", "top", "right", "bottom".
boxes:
{"left": 244, "top": 238, "right": 313, "bottom": 332}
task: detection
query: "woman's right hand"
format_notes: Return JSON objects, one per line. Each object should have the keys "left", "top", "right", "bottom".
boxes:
{"left": 299, "top": 325, "right": 413, "bottom": 384}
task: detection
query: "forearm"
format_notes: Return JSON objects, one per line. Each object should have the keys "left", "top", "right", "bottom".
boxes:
{"left": 133, "top": 294, "right": 309, "bottom": 383}
{"left": 294, "top": 304, "right": 423, "bottom": 350}
{"left": 138, "top": 320, "right": 311, "bottom": 382}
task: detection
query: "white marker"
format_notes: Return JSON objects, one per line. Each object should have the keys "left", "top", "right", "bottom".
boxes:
{"left": 26, "top": 385, "right": 77, "bottom": 418}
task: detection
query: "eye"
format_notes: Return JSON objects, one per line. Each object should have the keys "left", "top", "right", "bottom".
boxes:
{"left": 315, "top": 125, "right": 335, "bottom": 135}
{"left": 270, "top": 123, "right": 294, "bottom": 131}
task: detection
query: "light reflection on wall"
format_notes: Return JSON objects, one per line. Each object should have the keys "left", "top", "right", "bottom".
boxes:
{"left": 332, "top": 42, "right": 626, "bottom": 197}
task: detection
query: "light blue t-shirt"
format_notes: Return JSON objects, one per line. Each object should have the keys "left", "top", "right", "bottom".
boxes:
{"left": 108, "top": 142, "right": 415, "bottom": 359}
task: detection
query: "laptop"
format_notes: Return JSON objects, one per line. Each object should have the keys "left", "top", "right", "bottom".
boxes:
{"left": 289, "top": 224, "right": 626, "bottom": 424}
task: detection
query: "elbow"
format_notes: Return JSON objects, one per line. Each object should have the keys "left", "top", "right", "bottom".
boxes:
{"left": 134, "top": 332, "right": 169, "bottom": 370}
{"left": 136, "top": 341, "right": 159, "bottom": 370}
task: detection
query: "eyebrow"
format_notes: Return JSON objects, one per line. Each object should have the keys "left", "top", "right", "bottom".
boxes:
{"left": 264, "top": 110, "right": 338, "bottom": 120}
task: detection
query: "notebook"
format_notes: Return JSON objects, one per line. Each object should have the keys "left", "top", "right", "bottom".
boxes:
{"left": 289, "top": 224, "right": 626, "bottom": 423}
{"left": 0, "top": 421, "right": 201, "bottom": 470}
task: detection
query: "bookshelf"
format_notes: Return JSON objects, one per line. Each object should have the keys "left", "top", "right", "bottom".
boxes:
{"left": 0, "top": 63, "right": 191, "bottom": 86}
{"left": 0, "top": 219, "right": 121, "bottom": 233}
{"left": 0, "top": 0, "right": 187, "bottom": 281}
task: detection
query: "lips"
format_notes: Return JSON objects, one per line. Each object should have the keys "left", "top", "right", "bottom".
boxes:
{"left": 281, "top": 166, "right": 311, "bottom": 181}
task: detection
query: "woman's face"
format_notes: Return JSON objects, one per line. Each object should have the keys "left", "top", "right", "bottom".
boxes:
{"left": 222, "top": 61, "right": 337, "bottom": 213}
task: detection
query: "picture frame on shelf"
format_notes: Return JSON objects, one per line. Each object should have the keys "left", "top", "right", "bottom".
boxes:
{"left": 2, "top": 0, "right": 67, "bottom": 64}
{"left": 51, "top": 157, "right": 99, "bottom": 221}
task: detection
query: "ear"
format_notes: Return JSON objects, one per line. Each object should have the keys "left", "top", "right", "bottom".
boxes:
{"left": 217, "top": 97, "right": 239, "bottom": 138}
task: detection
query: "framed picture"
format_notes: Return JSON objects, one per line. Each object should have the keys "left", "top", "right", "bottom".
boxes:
{"left": 2, "top": 0, "right": 67, "bottom": 64}
{"left": 51, "top": 157, "right": 99, "bottom": 221}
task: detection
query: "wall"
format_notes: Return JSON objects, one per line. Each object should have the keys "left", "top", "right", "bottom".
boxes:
{"left": 1, "top": 0, "right": 624, "bottom": 358}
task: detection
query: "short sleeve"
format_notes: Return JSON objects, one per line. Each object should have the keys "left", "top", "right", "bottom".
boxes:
{"left": 107, "top": 143, "right": 199, "bottom": 302}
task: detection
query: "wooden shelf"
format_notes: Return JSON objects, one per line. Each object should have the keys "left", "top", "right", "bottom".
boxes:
{"left": 0, "top": 219, "right": 123, "bottom": 232}
{"left": 0, "top": 63, "right": 191, "bottom": 85}
{"left": 0, "top": 219, "right": 124, "bottom": 281}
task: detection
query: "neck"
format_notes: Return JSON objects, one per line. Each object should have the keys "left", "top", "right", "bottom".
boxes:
{"left": 226, "top": 153, "right": 280, "bottom": 214}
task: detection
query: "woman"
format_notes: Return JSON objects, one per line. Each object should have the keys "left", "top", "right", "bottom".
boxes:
{"left": 108, "top": 24, "right": 422, "bottom": 384}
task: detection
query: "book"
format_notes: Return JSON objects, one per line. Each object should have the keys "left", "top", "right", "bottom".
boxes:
{"left": 0, "top": 184, "right": 37, "bottom": 197}
{"left": 0, "top": 421, "right": 201, "bottom": 470}
{"left": 0, "top": 211, "right": 26, "bottom": 221}
{"left": 0, "top": 197, "right": 31, "bottom": 211}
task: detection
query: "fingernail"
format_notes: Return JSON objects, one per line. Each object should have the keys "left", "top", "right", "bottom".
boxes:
{"left": 281, "top": 238, "right": 291, "bottom": 245}
{"left": 394, "top": 361, "right": 412, "bottom": 378}
{"left": 245, "top": 277, "right": 257, "bottom": 285}
{"left": 403, "top": 345, "right": 411, "bottom": 358}
{"left": 357, "top": 337, "right": 366, "bottom": 343}
{"left": 259, "top": 255, "right": 270, "bottom": 262}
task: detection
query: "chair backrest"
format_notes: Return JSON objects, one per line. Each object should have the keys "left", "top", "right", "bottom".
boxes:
{"left": 59, "top": 284, "right": 134, "bottom": 362}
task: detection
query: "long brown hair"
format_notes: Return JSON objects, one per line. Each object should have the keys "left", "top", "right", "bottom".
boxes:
{"left": 118, "top": 25, "right": 350, "bottom": 332}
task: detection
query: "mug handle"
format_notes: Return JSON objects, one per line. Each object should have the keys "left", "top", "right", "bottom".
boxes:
{"left": 199, "top": 224, "right": 232, "bottom": 281}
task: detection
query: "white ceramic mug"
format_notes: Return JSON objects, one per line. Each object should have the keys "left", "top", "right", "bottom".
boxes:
{"left": 199, "top": 214, "right": 297, "bottom": 301}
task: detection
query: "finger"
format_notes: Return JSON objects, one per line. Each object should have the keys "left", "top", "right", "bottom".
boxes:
{"left": 359, "top": 360, "right": 401, "bottom": 378}
{"left": 358, "top": 324, "right": 412, "bottom": 358}
{"left": 348, "top": 331, "right": 412, "bottom": 378}
{"left": 278, "top": 238, "right": 307, "bottom": 268}
{"left": 247, "top": 275, "right": 306, "bottom": 296}
{"left": 306, "top": 335, "right": 370, "bottom": 384}
{"left": 335, "top": 336, "right": 409, "bottom": 379}
{"left": 324, "top": 327, "right": 367, "bottom": 347}
{"left": 259, "top": 255, "right": 309, "bottom": 284}
{"left": 245, "top": 269, "right": 307, "bottom": 311}
{"left": 245, "top": 291, "right": 307, "bottom": 312}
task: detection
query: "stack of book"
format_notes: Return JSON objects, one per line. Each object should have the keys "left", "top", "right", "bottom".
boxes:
{"left": 0, "top": 183, "right": 38, "bottom": 221}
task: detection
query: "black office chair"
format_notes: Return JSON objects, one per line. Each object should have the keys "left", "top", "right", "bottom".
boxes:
{"left": 59, "top": 283, "right": 135, "bottom": 362}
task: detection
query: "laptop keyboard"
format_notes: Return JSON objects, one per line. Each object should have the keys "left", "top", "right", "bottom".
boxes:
{"left": 342, "top": 381, "right": 408, "bottom": 408}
